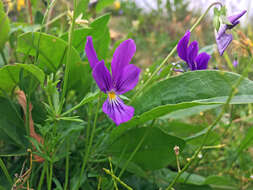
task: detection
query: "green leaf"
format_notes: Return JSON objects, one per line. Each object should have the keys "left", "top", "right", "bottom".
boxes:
{"left": 111, "top": 157, "right": 148, "bottom": 178}
{"left": 0, "top": 6, "right": 10, "bottom": 50}
{"left": 96, "top": 0, "right": 114, "bottom": 13}
{"left": 76, "top": 0, "right": 89, "bottom": 18}
{"left": 153, "top": 168, "right": 206, "bottom": 187}
{"left": 121, "top": 102, "right": 221, "bottom": 128}
{"left": 61, "top": 13, "right": 111, "bottom": 57}
{"left": 0, "top": 97, "right": 27, "bottom": 151}
{"left": 204, "top": 175, "right": 237, "bottom": 190}
{"left": 0, "top": 63, "right": 45, "bottom": 96}
{"left": 107, "top": 126, "right": 185, "bottom": 170}
{"left": 17, "top": 32, "right": 81, "bottom": 74}
{"left": 158, "top": 121, "right": 219, "bottom": 145}
{"left": 125, "top": 71, "right": 253, "bottom": 128}
{"left": 234, "top": 126, "right": 253, "bottom": 158}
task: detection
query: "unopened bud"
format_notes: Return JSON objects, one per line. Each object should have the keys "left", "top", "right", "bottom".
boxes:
{"left": 174, "top": 145, "right": 180, "bottom": 156}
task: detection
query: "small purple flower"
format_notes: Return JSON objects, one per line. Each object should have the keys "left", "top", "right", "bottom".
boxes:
{"left": 85, "top": 36, "right": 141, "bottom": 125}
{"left": 177, "top": 31, "right": 211, "bottom": 71}
{"left": 216, "top": 10, "right": 247, "bottom": 55}
{"left": 233, "top": 59, "right": 238, "bottom": 67}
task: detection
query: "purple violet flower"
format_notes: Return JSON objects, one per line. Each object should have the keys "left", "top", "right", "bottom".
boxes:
{"left": 85, "top": 36, "right": 141, "bottom": 125}
{"left": 233, "top": 59, "right": 238, "bottom": 67}
{"left": 216, "top": 10, "right": 247, "bottom": 55}
{"left": 177, "top": 31, "right": 211, "bottom": 71}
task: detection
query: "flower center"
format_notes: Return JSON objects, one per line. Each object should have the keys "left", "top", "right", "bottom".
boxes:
{"left": 108, "top": 91, "right": 117, "bottom": 101}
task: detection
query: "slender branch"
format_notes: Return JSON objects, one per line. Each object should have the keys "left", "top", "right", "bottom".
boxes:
{"left": 165, "top": 58, "right": 253, "bottom": 190}
{"left": 0, "top": 158, "right": 12, "bottom": 185}
{"left": 103, "top": 168, "right": 133, "bottom": 190}
{"left": 130, "top": 2, "right": 223, "bottom": 103}
{"left": 64, "top": 137, "right": 70, "bottom": 190}
{"left": 37, "top": 163, "right": 46, "bottom": 190}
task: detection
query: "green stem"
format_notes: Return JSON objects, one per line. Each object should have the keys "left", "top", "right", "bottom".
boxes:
{"left": 165, "top": 58, "right": 253, "bottom": 190}
{"left": 130, "top": 2, "right": 223, "bottom": 103}
{"left": 0, "top": 158, "right": 12, "bottom": 185}
{"left": 38, "top": 163, "right": 46, "bottom": 190}
{"left": 77, "top": 93, "right": 102, "bottom": 189}
{"left": 47, "top": 161, "right": 53, "bottom": 190}
{"left": 118, "top": 120, "right": 156, "bottom": 178}
{"left": 103, "top": 168, "right": 133, "bottom": 190}
{"left": 64, "top": 138, "right": 70, "bottom": 190}
{"left": 59, "top": 0, "right": 77, "bottom": 113}
{"left": 0, "top": 50, "right": 7, "bottom": 65}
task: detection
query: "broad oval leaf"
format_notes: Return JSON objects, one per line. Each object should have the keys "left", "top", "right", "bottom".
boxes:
{"left": 122, "top": 70, "right": 253, "bottom": 128}
{"left": 0, "top": 63, "right": 44, "bottom": 96}
{"left": 17, "top": 32, "right": 81, "bottom": 74}
{"left": 107, "top": 126, "right": 185, "bottom": 171}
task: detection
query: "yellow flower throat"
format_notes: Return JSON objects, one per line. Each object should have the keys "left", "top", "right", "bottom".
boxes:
{"left": 108, "top": 91, "right": 117, "bottom": 101}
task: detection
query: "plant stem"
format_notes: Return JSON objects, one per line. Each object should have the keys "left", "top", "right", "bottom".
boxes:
{"left": 0, "top": 158, "right": 12, "bottom": 185}
{"left": 165, "top": 58, "right": 253, "bottom": 190}
{"left": 108, "top": 157, "right": 119, "bottom": 190}
{"left": 0, "top": 50, "right": 7, "bottom": 65}
{"left": 60, "top": 0, "right": 77, "bottom": 113}
{"left": 176, "top": 154, "right": 181, "bottom": 172}
{"left": 47, "top": 161, "right": 53, "bottom": 190}
{"left": 77, "top": 92, "right": 102, "bottom": 189}
{"left": 64, "top": 137, "right": 70, "bottom": 190}
{"left": 103, "top": 168, "right": 133, "bottom": 190}
{"left": 130, "top": 2, "right": 223, "bottom": 103}
{"left": 64, "top": 137, "right": 69, "bottom": 190}
{"left": 38, "top": 163, "right": 46, "bottom": 190}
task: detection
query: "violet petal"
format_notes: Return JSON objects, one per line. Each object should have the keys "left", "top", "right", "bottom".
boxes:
{"left": 216, "top": 32, "right": 233, "bottom": 56}
{"left": 233, "top": 60, "right": 238, "bottom": 67}
{"left": 92, "top": 60, "right": 113, "bottom": 93}
{"left": 228, "top": 10, "right": 247, "bottom": 24}
{"left": 195, "top": 52, "right": 211, "bottom": 70}
{"left": 111, "top": 39, "right": 136, "bottom": 83}
{"left": 187, "top": 41, "right": 199, "bottom": 70}
{"left": 114, "top": 64, "right": 141, "bottom": 94}
{"left": 85, "top": 36, "right": 99, "bottom": 69}
{"left": 102, "top": 97, "right": 134, "bottom": 125}
{"left": 177, "top": 30, "right": 190, "bottom": 62}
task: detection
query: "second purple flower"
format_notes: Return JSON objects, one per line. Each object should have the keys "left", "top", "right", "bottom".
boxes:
{"left": 85, "top": 36, "right": 141, "bottom": 125}
{"left": 177, "top": 31, "right": 211, "bottom": 71}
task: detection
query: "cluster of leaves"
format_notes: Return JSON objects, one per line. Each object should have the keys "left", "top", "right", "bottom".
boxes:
{"left": 0, "top": 0, "right": 252, "bottom": 190}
